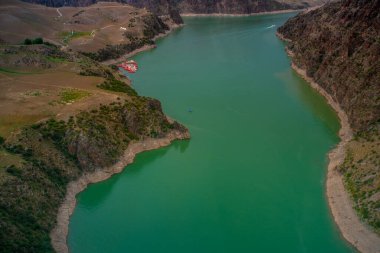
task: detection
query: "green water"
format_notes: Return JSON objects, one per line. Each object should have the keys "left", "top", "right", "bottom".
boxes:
{"left": 69, "top": 14, "right": 356, "bottom": 253}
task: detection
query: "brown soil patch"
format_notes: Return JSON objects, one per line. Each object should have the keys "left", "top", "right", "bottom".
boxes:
{"left": 0, "top": 64, "right": 122, "bottom": 137}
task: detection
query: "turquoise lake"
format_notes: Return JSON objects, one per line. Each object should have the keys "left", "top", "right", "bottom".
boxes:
{"left": 68, "top": 14, "right": 357, "bottom": 253}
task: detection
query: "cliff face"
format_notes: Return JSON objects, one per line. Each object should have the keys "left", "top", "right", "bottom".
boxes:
{"left": 278, "top": 0, "right": 380, "bottom": 133}
{"left": 176, "top": 0, "right": 312, "bottom": 14}
{"left": 278, "top": 0, "right": 380, "bottom": 234}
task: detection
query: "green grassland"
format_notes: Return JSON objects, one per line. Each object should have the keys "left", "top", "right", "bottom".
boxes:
{"left": 60, "top": 31, "right": 92, "bottom": 44}
{"left": 59, "top": 88, "right": 91, "bottom": 104}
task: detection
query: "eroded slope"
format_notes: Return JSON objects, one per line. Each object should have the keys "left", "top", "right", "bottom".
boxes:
{"left": 278, "top": 0, "right": 380, "bottom": 234}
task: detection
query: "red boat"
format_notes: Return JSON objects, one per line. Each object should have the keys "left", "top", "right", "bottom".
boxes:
{"left": 119, "top": 60, "right": 138, "bottom": 73}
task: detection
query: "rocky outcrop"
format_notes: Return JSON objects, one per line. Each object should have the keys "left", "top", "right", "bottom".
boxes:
{"left": 277, "top": 0, "right": 380, "bottom": 244}
{"left": 278, "top": 0, "right": 380, "bottom": 133}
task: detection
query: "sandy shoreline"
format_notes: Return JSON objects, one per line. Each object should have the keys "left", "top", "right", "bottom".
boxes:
{"left": 278, "top": 33, "right": 380, "bottom": 252}
{"left": 102, "top": 24, "right": 183, "bottom": 65}
{"left": 50, "top": 129, "right": 190, "bottom": 253}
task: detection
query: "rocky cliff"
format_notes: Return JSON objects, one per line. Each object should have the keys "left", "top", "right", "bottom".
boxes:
{"left": 176, "top": 0, "right": 322, "bottom": 14}
{"left": 278, "top": 0, "right": 380, "bottom": 133}
{"left": 278, "top": 0, "right": 380, "bottom": 234}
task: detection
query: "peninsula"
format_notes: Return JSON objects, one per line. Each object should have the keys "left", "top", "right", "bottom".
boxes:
{"left": 0, "top": 1, "right": 188, "bottom": 252}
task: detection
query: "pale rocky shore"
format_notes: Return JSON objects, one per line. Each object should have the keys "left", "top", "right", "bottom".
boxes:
{"left": 50, "top": 129, "right": 190, "bottom": 253}
{"left": 280, "top": 34, "right": 380, "bottom": 252}
{"left": 292, "top": 64, "right": 380, "bottom": 253}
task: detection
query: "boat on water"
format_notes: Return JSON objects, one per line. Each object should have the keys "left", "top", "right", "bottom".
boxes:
{"left": 119, "top": 60, "right": 138, "bottom": 73}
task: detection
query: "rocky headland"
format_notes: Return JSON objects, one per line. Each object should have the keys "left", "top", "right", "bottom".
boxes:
{"left": 0, "top": 42, "right": 190, "bottom": 252}
{"left": 0, "top": 1, "right": 189, "bottom": 252}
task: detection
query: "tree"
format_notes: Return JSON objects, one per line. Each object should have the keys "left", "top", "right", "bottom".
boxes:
{"left": 32, "top": 37, "right": 43, "bottom": 44}
{"left": 24, "top": 38, "right": 32, "bottom": 45}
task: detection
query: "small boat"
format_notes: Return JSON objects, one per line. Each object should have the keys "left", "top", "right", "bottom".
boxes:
{"left": 119, "top": 60, "right": 138, "bottom": 73}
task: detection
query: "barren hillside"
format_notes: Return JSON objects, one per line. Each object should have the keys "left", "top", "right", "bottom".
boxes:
{"left": 0, "top": 0, "right": 176, "bottom": 58}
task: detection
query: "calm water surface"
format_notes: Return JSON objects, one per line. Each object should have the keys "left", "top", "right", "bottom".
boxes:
{"left": 69, "top": 14, "right": 356, "bottom": 253}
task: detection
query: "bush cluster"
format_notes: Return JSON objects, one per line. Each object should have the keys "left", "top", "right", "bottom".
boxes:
{"left": 97, "top": 78, "right": 137, "bottom": 96}
{"left": 23, "top": 37, "right": 44, "bottom": 45}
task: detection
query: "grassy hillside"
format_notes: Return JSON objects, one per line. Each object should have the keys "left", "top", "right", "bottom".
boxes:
{"left": 339, "top": 126, "right": 380, "bottom": 233}
{"left": 0, "top": 0, "right": 192, "bottom": 251}
{"left": 0, "top": 43, "right": 188, "bottom": 252}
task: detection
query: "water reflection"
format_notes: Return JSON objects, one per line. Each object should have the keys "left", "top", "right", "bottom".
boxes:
{"left": 77, "top": 139, "right": 189, "bottom": 209}
{"left": 276, "top": 69, "right": 340, "bottom": 138}
{"left": 172, "top": 139, "right": 191, "bottom": 153}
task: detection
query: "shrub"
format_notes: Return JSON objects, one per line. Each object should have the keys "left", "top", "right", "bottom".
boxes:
{"left": 6, "top": 165, "right": 22, "bottom": 177}
{"left": 43, "top": 41, "right": 56, "bottom": 47}
{"left": 97, "top": 78, "right": 137, "bottom": 96}
{"left": 32, "top": 37, "right": 43, "bottom": 44}
{"left": 24, "top": 38, "right": 32, "bottom": 45}
{"left": 23, "top": 38, "right": 44, "bottom": 45}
